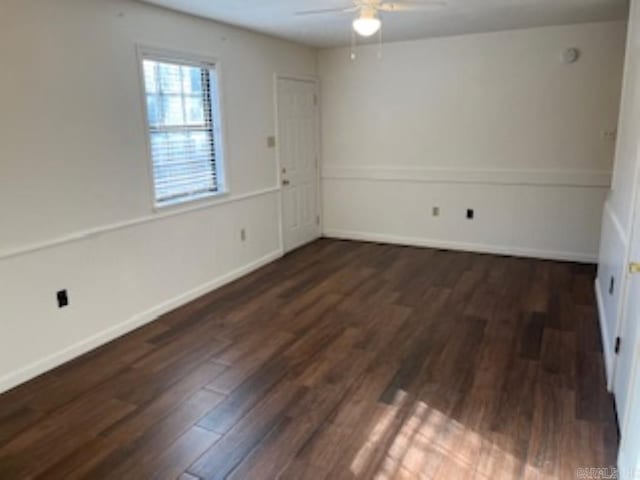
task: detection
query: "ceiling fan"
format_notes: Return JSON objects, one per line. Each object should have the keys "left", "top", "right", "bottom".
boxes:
{"left": 296, "top": 0, "right": 446, "bottom": 37}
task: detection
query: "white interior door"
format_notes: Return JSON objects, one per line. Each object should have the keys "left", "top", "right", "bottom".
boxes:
{"left": 616, "top": 169, "right": 640, "bottom": 474}
{"left": 277, "top": 77, "right": 320, "bottom": 253}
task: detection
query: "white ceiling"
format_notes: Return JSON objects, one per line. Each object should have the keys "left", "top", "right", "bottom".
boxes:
{"left": 140, "top": 0, "right": 629, "bottom": 48}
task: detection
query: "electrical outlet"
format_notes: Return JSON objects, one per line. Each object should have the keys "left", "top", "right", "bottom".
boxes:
{"left": 57, "top": 290, "right": 69, "bottom": 308}
{"left": 432, "top": 206, "right": 440, "bottom": 217}
{"left": 240, "top": 228, "right": 247, "bottom": 242}
{"left": 601, "top": 130, "right": 617, "bottom": 142}
{"left": 466, "top": 209, "right": 475, "bottom": 220}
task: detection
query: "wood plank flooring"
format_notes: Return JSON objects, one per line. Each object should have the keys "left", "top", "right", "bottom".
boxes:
{"left": 0, "top": 239, "right": 618, "bottom": 479}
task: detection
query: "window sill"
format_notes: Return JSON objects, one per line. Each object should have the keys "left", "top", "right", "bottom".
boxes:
{"left": 153, "top": 190, "right": 230, "bottom": 214}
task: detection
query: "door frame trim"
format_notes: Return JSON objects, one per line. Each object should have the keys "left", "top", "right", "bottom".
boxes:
{"left": 273, "top": 74, "right": 322, "bottom": 254}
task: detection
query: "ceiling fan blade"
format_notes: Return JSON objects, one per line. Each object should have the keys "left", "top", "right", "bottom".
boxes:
{"left": 295, "top": 6, "right": 359, "bottom": 15}
{"left": 378, "top": 1, "right": 446, "bottom": 12}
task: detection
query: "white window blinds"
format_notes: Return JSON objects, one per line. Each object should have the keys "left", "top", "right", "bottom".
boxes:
{"left": 142, "top": 56, "right": 224, "bottom": 206}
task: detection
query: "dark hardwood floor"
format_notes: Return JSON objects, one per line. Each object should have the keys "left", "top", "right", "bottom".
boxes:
{"left": 0, "top": 239, "right": 617, "bottom": 479}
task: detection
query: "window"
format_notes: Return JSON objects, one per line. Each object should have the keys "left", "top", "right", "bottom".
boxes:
{"left": 141, "top": 54, "right": 225, "bottom": 207}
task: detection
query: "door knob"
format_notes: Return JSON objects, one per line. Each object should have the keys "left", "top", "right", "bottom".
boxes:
{"left": 282, "top": 179, "right": 290, "bottom": 186}
{"left": 630, "top": 262, "right": 640, "bottom": 274}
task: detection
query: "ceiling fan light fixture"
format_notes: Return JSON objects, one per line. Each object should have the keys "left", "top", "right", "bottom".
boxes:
{"left": 353, "top": 13, "right": 381, "bottom": 37}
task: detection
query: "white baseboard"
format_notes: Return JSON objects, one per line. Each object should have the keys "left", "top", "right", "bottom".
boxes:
{"left": 595, "top": 278, "right": 615, "bottom": 391}
{"left": 323, "top": 229, "right": 597, "bottom": 263}
{"left": 0, "top": 248, "right": 283, "bottom": 394}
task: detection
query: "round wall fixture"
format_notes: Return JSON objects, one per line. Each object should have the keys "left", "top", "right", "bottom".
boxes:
{"left": 562, "top": 47, "right": 580, "bottom": 64}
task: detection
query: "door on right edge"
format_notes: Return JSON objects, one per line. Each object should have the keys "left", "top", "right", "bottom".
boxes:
{"left": 615, "top": 179, "right": 640, "bottom": 473}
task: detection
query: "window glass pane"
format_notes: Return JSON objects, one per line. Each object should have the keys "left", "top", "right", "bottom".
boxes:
{"left": 185, "top": 96, "right": 205, "bottom": 125}
{"left": 151, "top": 131, "right": 215, "bottom": 201}
{"left": 182, "top": 66, "right": 202, "bottom": 94}
{"left": 146, "top": 94, "right": 161, "bottom": 126}
{"left": 208, "top": 71, "right": 218, "bottom": 103}
{"left": 191, "top": 130, "right": 213, "bottom": 154}
{"left": 143, "top": 61, "right": 158, "bottom": 93}
{"left": 142, "top": 56, "right": 222, "bottom": 205}
{"left": 150, "top": 132, "right": 171, "bottom": 169}
{"left": 161, "top": 95, "right": 185, "bottom": 126}
{"left": 158, "top": 62, "right": 182, "bottom": 93}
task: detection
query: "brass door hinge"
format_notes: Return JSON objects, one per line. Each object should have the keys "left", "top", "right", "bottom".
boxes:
{"left": 630, "top": 262, "right": 640, "bottom": 274}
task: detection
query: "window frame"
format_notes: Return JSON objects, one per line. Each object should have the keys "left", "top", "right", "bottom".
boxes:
{"left": 137, "top": 45, "right": 228, "bottom": 211}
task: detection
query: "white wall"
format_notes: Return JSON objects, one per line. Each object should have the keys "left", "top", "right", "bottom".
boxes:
{"left": 0, "top": 0, "right": 316, "bottom": 392}
{"left": 319, "top": 22, "right": 626, "bottom": 262}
